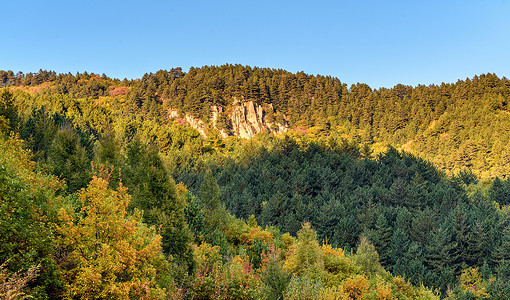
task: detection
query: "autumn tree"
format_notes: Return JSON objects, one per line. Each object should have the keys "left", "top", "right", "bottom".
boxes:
{"left": 352, "top": 236, "right": 386, "bottom": 278}
{"left": 55, "top": 173, "right": 168, "bottom": 300}
{"left": 284, "top": 222, "right": 324, "bottom": 279}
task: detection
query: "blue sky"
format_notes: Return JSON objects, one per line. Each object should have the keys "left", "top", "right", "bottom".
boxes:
{"left": 2, "top": 0, "right": 509, "bottom": 89}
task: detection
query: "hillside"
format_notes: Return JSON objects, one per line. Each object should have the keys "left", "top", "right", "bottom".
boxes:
{"left": 1, "top": 66, "right": 510, "bottom": 298}
{"left": 2, "top": 66, "right": 509, "bottom": 178}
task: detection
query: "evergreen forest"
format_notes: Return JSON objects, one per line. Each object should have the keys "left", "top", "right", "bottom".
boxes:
{"left": 0, "top": 66, "right": 510, "bottom": 299}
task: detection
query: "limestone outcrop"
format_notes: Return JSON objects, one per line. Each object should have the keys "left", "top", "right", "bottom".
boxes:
{"left": 168, "top": 100, "right": 288, "bottom": 138}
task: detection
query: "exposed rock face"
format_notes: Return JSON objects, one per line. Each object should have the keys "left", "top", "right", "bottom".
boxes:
{"left": 168, "top": 100, "right": 288, "bottom": 138}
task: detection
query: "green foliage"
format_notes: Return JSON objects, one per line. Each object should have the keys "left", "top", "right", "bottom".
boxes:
{"left": 247, "top": 238, "right": 268, "bottom": 269}
{"left": 188, "top": 244, "right": 260, "bottom": 300}
{"left": 121, "top": 138, "right": 194, "bottom": 275}
{"left": 284, "top": 223, "right": 324, "bottom": 278}
{"left": 2, "top": 67, "right": 510, "bottom": 298}
{"left": 199, "top": 170, "right": 221, "bottom": 211}
{"left": 5, "top": 68, "right": 510, "bottom": 178}
{"left": 283, "top": 275, "right": 324, "bottom": 300}
{"left": 0, "top": 134, "right": 64, "bottom": 298}
{"left": 352, "top": 236, "right": 387, "bottom": 278}
{"left": 0, "top": 89, "right": 18, "bottom": 130}
{"left": 48, "top": 124, "right": 92, "bottom": 193}
{"left": 184, "top": 192, "right": 206, "bottom": 242}
{"left": 260, "top": 252, "right": 291, "bottom": 300}
{"left": 488, "top": 177, "right": 510, "bottom": 206}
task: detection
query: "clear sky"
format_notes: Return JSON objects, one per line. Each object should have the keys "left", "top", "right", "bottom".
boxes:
{"left": 2, "top": 0, "right": 509, "bottom": 89}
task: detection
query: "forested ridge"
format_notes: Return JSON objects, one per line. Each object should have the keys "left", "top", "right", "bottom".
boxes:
{"left": 0, "top": 66, "right": 509, "bottom": 299}
{"left": 2, "top": 65, "right": 509, "bottom": 178}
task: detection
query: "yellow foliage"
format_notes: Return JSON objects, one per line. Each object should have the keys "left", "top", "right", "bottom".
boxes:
{"left": 392, "top": 276, "right": 416, "bottom": 298}
{"left": 242, "top": 227, "right": 274, "bottom": 245}
{"left": 459, "top": 267, "right": 489, "bottom": 298}
{"left": 341, "top": 274, "right": 370, "bottom": 299}
{"left": 283, "top": 223, "right": 324, "bottom": 278}
{"left": 280, "top": 232, "right": 296, "bottom": 259}
{"left": 229, "top": 254, "right": 256, "bottom": 284}
{"left": 0, "top": 134, "right": 64, "bottom": 194}
{"left": 376, "top": 282, "right": 395, "bottom": 300}
{"left": 322, "top": 243, "right": 345, "bottom": 258}
{"left": 321, "top": 243, "right": 357, "bottom": 287}
{"left": 193, "top": 243, "right": 222, "bottom": 272}
{"left": 323, "top": 286, "right": 347, "bottom": 300}
{"left": 56, "top": 176, "right": 167, "bottom": 300}
{"left": 175, "top": 182, "right": 188, "bottom": 202}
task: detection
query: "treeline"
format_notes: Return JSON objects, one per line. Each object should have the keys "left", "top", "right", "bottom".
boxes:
{"left": 2, "top": 66, "right": 510, "bottom": 178}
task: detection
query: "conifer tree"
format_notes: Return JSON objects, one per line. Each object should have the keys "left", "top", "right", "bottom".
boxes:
{"left": 199, "top": 170, "right": 221, "bottom": 212}
{"left": 122, "top": 138, "right": 194, "bottom": 275}
{"left": 388, "top": 228, "right": 410, "bottom": 269}
{"left": 370, "top": 214, "right": 392, "bottom": 266}
{"left": 48, "top": 124, "right": 92, "bottom": 193}
{"left": 493, "top": 223, "right": 510, "bottom": 265}
{"left": 488, "top": 177, "right": 510, "bottom": 206}
{"left": 0, "top": 89, "right": 17, "bottom": 130}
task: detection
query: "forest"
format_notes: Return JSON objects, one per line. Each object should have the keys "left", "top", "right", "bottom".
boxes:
{"left": 0, "top": 66, "right": 509, "bottom": 299}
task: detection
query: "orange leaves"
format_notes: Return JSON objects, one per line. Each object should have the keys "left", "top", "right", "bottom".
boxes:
{"left": 242, "top": 226, "right": 273, "bottom": 245}
{"left": 392, "top": 276, "right": 415, "bottom": 298}
{"left": 376, "top": 282, "right": 394, "bottom": 300}
{"left": 109, "top": 86, "right": 129, "bottom": 98}
{"left": 322, "top": 243, "right": 345, "bottom": 259}
{"left": 341, "top": 275, "right": 370, "bottom": 300}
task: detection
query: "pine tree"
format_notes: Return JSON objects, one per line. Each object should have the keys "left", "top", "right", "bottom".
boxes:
{"left": 425, "top": 226, "right": 462, "bottom": 292}
{"left": 492, "top": 223, "right": 510, "bottom": 265}
{"left": 0, "top": 89, "right": 18, "bottom": 130}
{"left": 48, "top": 124, "right": 92, "bottom": 193}
{"left": 389, "top": 228, "right": 410, "bottom": 270}
{"left": 123, "top": 138, "right": 194, "bottom": 276}
{"left": 465, "top": 221, "right": 488, "bottom": 266}
{"left": 488, "top": 177, "right": 510, "bottom": 206}
{"left": 199, "top": 170, "right": 221, "bottom": 211}
{"left": 369, "top": 213, "right": 392, "bottom": 267}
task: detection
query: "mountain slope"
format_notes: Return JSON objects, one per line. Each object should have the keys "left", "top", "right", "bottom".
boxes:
{"left": 5, "top": 66, "right": 507, "bottom": 177}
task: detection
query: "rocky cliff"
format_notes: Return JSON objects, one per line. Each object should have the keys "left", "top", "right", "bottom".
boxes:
{"left": 168, "top": 100, "right": 288, "bottom": 138}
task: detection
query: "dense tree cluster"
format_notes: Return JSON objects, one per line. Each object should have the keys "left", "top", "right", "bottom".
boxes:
{"left": 1, "top": 66, "right": 510, "bottom": 297}
{"left": 169, "top": 134, "right": 510, "bottom": 296}
{"left": 3, "top": 66, "right": 510, "bottom": 177}
{"left": 0, "top": 129, "right": 443, "bottom": 298}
